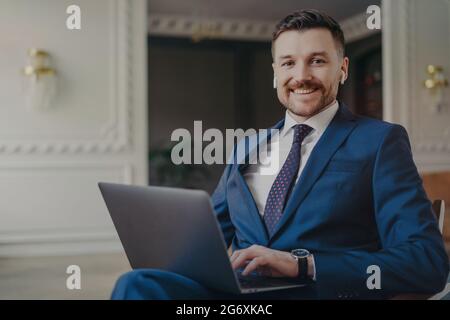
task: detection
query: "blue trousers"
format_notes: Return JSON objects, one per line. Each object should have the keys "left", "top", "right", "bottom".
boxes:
{"left": 111, "top": 269, "right": 319, "bottom": 300}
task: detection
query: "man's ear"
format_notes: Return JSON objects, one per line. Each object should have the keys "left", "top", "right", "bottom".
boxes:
{"left": 340, "top": 57, "right": 349, "bottom": 83}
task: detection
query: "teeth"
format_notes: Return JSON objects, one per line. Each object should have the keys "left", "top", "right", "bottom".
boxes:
{"left": 293, "top": 88, "right": 316, "bottom": 94}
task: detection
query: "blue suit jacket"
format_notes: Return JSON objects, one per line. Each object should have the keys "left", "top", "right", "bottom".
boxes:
{"left": 211, "top": 103, "right": 449, "bottom": 299}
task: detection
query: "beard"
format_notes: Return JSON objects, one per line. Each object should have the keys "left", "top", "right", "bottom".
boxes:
{"left": 283, "top": 79, "right": 338, "bottom": 118}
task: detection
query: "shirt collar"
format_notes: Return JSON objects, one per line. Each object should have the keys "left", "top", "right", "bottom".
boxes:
{"left": 281, "top": 100, "right": 339, "bottom": 138}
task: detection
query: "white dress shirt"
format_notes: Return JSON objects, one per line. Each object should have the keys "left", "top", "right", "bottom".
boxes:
{"left": 242, "top": 100, "right": 339, "bottom": 280}
{"left": 243, "top": 100, "right": 339, "bottom": 216}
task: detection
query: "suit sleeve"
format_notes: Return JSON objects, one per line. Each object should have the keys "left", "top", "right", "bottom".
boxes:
{"left": 313, "top": 124, "right": 449, "bottom": 298}
{"left": 211, "top": 163, "right": 235, "bottom": 248}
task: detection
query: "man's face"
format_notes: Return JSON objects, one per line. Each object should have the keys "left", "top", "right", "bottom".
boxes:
{"left": 272, "top": 28, "right": 349, "bottom": 119}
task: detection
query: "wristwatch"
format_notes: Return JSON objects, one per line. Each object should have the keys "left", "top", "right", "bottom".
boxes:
{"left": 291, "top": 248, "right": 311, "bottom": 281}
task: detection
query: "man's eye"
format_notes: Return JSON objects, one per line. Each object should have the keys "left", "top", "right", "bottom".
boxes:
{"left": 281, "top": 61, "right": 294, "bottom": 67}
{"left": 311, "top": 59, "right": 325, "bottom": 65}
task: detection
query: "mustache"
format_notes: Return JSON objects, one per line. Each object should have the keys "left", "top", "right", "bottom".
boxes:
{"left": 286, "top": 80, "right": 324, "bottom": 90}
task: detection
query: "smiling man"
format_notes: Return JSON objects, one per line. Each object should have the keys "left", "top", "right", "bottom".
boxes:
{"left": 111, "top": 10, "right": 449, "bottom": 300}
{"left": 272, "top": 28, "right": 347, "bottom": 121}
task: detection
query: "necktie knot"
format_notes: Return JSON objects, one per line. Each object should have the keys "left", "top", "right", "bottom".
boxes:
{"left": 293, "top": 124, "right": 313, "bottom": 144}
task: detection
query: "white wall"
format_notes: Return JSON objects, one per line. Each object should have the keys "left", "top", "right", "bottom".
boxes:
{"left": 383, "top": 0, "right": 450, "bottom": 172}
{"left": 0, "top": 0, "right": 148, "bottom": 256}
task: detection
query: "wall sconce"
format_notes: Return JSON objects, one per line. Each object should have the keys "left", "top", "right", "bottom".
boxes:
{"left": 423, "top": 65, "right": 448, "bottom": 113}
{"left": 22, "top": 48, "right": 57, "bottom": 111}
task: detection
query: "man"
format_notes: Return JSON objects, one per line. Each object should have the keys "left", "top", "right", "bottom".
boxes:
{"left": 112, "top": 10, "right": 449, "bottom": 299}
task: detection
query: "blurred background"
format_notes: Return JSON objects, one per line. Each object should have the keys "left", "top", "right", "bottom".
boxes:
{"left": 0, "top": 0, "right": 448, "bottom": 299}
{"left": 147, "top": 0, "right": 382, "bottom": 193}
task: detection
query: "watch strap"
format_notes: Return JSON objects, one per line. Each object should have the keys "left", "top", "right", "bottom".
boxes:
{"left": 297, "top": 255, "right": 308, "bottom": 281}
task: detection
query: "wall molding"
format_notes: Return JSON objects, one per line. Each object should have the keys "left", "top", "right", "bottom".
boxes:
{"left": 0, "top": 0, "right": 133, "bottom": 155}
{"left": 383, "top": 0, "right": 410, "bottom": 128}
{"left": 0, "top": 228, "right": 123, "bottom": 257}
{"left": 413, "top": 0, "right": 450, "bottom": 153}
{"left": 415, "top": 142, "right": 450, "bottom": 153}
{"left": 0, "top": 161, "right": 133, "bottom": 256}
{"left": 415, "top": 157, "right": 450, "bottom": 173}
{"left": 0, "top": 161, "right": 133, "bottom": 183}
{"left": 0, "top": 0, "right": 147, "bottom": 258}
{"left": 147, "top": 11, "right": 379, "bottom": 44}
{"left": 384, "top": 0, "right": 450, "bottom": 164}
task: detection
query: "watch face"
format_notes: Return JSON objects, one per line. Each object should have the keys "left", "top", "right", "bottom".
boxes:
{"left": 291, "top": 248, "right": 310, "bottom": 258}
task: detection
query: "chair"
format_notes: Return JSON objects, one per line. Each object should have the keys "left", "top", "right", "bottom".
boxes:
{"left": 428, "top": 200, "right": 450, "bottom": 300}
{"left": 392, "top": 199, "right": 449, "bottom": 300}
{"left": 432, "top": 199, "right": 445, "bottom": 234}
{"left": 422, "top": 172, "right": 450, "bottom": 248}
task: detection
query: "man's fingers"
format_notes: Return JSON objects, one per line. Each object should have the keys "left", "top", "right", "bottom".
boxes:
{"left": 231, "top": 249, "right": 260, "bottom": 270}
{"left": 230, "top": 250, "right": 242, "bottom": 263}
{"left": 242, "top": 256, "right": 269, "bottom": 276}
{"left": 230, "top": 245, "right": 269, "bottom": 270}
{"left": 231, "top": 250, "right": 252, "bottom": 270}
{"left": 230, "top": 250, "right": 240, "bottom": 262}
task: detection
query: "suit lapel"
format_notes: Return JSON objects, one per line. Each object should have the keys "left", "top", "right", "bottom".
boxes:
{"left": 232, "top": 119, "right": 285, "bottom": 244}
{"left": 269, "top": 103, "right": 358, "bottom": 241}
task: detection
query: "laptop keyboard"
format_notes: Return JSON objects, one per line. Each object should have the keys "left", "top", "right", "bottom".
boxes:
{"left": 236, "top": 271, "right": 302, "bottom": 289}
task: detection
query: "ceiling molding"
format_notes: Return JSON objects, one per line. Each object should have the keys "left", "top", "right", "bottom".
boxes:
{"left": 148, "top": 14, "right": 275, "bottom": 42}
{"left": 147, "top": 11, "right": 380, "bottom": 43}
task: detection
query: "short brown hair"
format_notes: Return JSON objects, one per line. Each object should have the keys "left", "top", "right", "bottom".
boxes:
{"left": 272, "top": 9, "right": 345, "bottom": 58}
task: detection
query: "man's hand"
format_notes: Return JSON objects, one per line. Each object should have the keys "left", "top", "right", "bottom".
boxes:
{"left": 230, "top": 245, "right": 298, "bottom": 278}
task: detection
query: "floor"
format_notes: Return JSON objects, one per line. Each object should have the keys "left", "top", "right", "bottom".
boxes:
{"left": 1, "top": 252, "right": 449, "bottom": 300}
{"left": 0, "top": 253, "right": 131, "bottom": 299}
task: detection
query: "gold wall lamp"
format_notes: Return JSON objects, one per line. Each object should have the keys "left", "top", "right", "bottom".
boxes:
{"left": 423, "top": 65, "right": 448, "bottom": 113}
{"left": 22, "top": 48, "right": 57, "bottom": 111}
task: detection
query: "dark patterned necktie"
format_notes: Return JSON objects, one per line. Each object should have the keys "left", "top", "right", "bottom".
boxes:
{"left": 263, "top": 124, "right": 313, "bottom": 236}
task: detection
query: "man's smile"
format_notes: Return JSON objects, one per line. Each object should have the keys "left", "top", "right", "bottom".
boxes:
{"left": 290, "top": 88, "right": 318, "bottom": 95}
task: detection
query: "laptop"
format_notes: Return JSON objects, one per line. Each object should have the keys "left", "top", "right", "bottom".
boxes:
{"left": 98, "top": 182, "right": 306, "bottom": 294}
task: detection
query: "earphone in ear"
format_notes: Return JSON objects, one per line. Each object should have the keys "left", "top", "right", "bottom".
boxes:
{"left": 340, "top": 71, "right": 346, "bottom": 85}
{"left": 273, "top": 76, "right": 277, "bottom": 89}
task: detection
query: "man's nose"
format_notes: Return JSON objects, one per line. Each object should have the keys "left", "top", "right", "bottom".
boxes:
{"left": 291, "top": 64, "right": 312, "bottom": 84}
